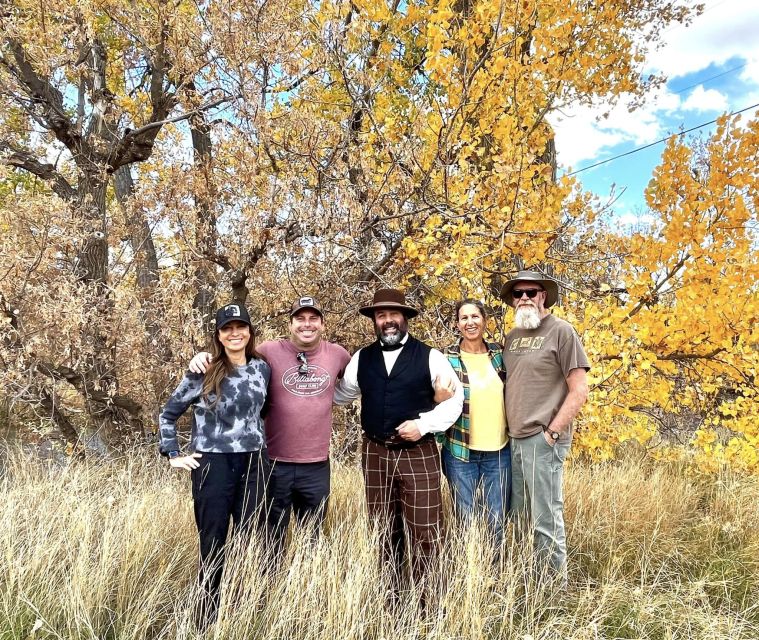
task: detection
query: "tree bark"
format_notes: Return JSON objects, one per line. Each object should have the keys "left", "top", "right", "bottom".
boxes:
{"left": 113, "top": 165, "right": 172, "bottom": 361}
{"left": 37, "top": 388, "right": 84, "bottom": 458}
{"left": 189, "top": 106, "right": 217, "bottom": 333}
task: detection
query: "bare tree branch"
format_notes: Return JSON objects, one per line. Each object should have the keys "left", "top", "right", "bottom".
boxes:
{"left": 107, "top": 95, "right": 233, "bottom": 170}
{"left": 2, "top": 37, "right": 94, "bottom": 164}
{"left": 35, "top": 361, "right": 143, "bottom": 415}
{"left": 0, "top": 141, "right": 76, "bottom": 200}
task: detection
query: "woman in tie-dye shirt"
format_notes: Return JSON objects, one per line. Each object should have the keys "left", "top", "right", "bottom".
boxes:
{"left": 159, "top": 303, "right": 270, "bottom": 628}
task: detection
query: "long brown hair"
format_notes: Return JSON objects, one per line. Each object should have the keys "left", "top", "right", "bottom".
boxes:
{"left": 201, "top": 324, "right": 266, "bottom": 406}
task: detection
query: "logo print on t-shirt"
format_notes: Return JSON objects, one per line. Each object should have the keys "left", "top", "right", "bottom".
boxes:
{"left": 509, "top": 336, "right": 546, "bottom": 351}
{"left": 282, "top": 365, "right": 332, "bottom": 397}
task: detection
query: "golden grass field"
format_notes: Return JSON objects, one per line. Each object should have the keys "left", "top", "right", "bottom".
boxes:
{"left": 1, "top": 448, "right": 757, "bottom": 640}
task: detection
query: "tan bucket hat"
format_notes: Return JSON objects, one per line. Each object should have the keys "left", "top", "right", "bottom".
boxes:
{"left": 500, "top": 270, "right": 559, "bottom": 308}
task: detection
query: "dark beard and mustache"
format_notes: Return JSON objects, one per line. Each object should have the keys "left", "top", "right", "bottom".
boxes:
{"left": 375, "top": 319, "right": 408, "bottom": 346}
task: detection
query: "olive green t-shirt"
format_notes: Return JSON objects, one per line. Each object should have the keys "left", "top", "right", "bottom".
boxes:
{"left": 502, "top": 314, "right": 590, "bottom": 442}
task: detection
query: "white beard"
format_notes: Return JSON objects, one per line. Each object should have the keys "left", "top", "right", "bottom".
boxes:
{"left": 514, "top": 306, "right": 542, "bottom": 330}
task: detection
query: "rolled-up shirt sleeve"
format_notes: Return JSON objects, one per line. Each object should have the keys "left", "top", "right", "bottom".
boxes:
{"left": 416, "top": 349, "right": 463, "bottom": 435}
{"left": 333, "top": 349, "right": 362, "bottom": 405}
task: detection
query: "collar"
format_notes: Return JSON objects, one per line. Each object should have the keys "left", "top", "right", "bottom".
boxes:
{"left": 446, "top": 338, "right": 502, "bottom": 357}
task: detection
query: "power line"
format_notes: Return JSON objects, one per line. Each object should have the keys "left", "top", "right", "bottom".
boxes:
{"left": 641, "top": 63, "right": 747, "bottom": 116}
{"left": 565, "top": 101, "right": 759, "bottom": 177}
{"left": 630, "top": 64, "right": 746, "bottom": 125}
{"left": 670, "top": 62, "right": 747, "bottom": 95}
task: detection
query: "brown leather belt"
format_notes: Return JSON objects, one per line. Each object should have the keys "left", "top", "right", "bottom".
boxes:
{"left": 364, "top": 432, "right": 434, "bottom": 450}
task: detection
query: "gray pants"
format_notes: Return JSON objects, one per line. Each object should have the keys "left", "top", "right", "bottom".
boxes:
{"left": 510, "top": 431, "right": 570, "bottom": 585}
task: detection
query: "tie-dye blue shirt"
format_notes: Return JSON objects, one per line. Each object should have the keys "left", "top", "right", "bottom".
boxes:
{"left": 159, "top": 360, "right": 270, "bottom": 454}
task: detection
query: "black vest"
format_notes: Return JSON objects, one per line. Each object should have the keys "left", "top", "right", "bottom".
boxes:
{"left": 357, "top": 336, "right": 436, "bottom": 441}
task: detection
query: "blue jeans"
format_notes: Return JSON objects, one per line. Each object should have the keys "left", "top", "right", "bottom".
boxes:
{"left": 441, "top": 445, "right": 511, "bottom": 544}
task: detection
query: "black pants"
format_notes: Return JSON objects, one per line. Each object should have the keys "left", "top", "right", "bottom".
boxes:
{"left": 191, "top": 450, "right": 270, "bottom": 625}
{"left": 267, "top": 459, "right": 330, "bottom": 560}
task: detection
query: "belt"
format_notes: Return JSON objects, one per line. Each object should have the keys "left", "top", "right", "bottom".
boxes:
{"left": 364, "top": 432, "right": 434, "bottom": 450}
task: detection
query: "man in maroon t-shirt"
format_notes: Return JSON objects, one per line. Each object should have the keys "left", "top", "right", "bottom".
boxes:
{"left": 189, "top": 296, "right": 351, "bottom": 557}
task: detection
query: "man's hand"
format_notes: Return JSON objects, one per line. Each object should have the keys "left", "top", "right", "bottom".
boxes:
{"left": 543, "top": 430, "right": 556, "bottom": 447}
{"left": 189, "top": 352, "right": 212, "bottom": 374}
{"left": 433, "top": 375, "right": 456, "bottom": 403}
{"left": 397, "top": 420, "right": 422, "bottom": 441}
{"left": 169, "top": 452, "right": 203, "bottom": 470}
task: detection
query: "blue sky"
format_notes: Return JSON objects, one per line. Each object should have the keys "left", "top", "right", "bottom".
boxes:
{"left": 551, "top": 0, "right": 759, "bottom": 227}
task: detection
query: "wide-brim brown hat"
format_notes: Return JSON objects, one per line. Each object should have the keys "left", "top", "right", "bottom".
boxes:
{"left": 359, "top": 288, "right": 419, "bottom": 318}
{"left": 500, "top": 270, "right": 559, "bottom": 308}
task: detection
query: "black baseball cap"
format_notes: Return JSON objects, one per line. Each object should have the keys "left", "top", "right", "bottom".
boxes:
{"left": 215, "top": 304, "right": 252, "bottom": 330}
{"left": 290, "top": 296, "right": 323, "bottom": 318}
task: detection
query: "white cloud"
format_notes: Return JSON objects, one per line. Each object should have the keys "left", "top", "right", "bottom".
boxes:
{"left": 740, "top": 58, "right": 759, "bottom": 86}
{"left": 731, "top": 91, "right": 759, "bottom": 125}
{"left": 681, "top": 86, "right": 729, "bottom": 113}
{"left": 552, "top": 0, "right": 759, "bottom": 169}
{"left": 614, "top": 210, "right": 658, "bottom": 232}
{"left": 617, "top": 212, "right": 637, "bottom": 227}
{"left": 645, "top": 0, "right": 759, "bottom": 80}
{"left": 551, "top": 85, "right": 682, "bottom": 167}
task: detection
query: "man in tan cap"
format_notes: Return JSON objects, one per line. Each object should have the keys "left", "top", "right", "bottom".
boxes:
{"left": 335, "top": 288, "right": 463, "bottom": 598}
{"left": 500, "top": 270, "right": 589, "bottom": 585}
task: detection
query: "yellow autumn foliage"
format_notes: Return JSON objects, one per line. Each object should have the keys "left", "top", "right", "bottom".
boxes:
{"left": 2, "top": 0, "right": 757, "bottom": 474}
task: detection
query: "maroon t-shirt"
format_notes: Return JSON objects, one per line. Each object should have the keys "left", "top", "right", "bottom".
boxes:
{"left": 257, "top": 339, "right": 351, "bottom": 462}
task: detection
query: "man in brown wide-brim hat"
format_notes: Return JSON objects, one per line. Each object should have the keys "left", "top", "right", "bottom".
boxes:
{"left": 335, "top": 288, "right": 463, "bottom": 599}
{"left": 500, "top": 270, "right": 590, "bottom": 586}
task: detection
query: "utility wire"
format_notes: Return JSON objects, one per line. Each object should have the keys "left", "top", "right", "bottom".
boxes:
{"left": 565, "top": 0, "right": 750, "bottom": 178}
{"left": 629, "top": 64, "right": 746, "bottom": 124}
{"left": 670, "top": 62, "right": 747, "bottom": 95}
{"left": 565, "top": 101, "right": 759, "bottom": 177}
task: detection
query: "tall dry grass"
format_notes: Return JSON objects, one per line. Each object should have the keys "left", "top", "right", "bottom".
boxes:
{"left": 1, "top": 448, "right": 757, "bottom": 639}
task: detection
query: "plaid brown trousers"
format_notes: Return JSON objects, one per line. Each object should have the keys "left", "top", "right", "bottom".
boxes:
{"left": 361, "top": 435, "right": 443, "bottom": 589}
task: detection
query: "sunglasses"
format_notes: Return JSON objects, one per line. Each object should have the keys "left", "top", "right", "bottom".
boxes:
{"left": 296, "top": 352, "right": 309, "bottom": 375}
{"left": 512, "top": 289, "right": 543, "bottom": 299}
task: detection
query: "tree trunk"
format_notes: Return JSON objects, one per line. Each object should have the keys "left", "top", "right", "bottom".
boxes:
{"left": 76, "top": 170, "right": 144, "bottom": 443}
{"left": 190, "top": 108, "right": 217, "bottom": 334}
{"left": 113, "top": 165, "right": 172, "bottom": 361}
{"left": 37, "top": 388, "right": 85, "bottom": 458}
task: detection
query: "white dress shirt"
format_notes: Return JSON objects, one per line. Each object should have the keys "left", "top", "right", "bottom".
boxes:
{"left": 334, "top": 335, "right": 464, "bottom": 435}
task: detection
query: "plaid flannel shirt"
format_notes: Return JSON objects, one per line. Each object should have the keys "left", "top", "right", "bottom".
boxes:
{"left": 437, "top": 339, "right": 506, "bottom": 462}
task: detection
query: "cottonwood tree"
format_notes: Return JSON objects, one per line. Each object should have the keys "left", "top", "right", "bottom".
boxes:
{"left": 0, "top": 0, "right": 232, "bottom": 447}
{"left": 9, "top": 0, "right": 755, "bottom": 475}
{"left": 568, "top": 116, "right": 759, "bottom": 471}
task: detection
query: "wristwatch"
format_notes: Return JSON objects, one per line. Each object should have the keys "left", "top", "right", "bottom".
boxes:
{"left": 168, "top": 450, "right": 181, "bottom": 459}
{"left": 546, "top": 429, "right": 560, "bottom": 442}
